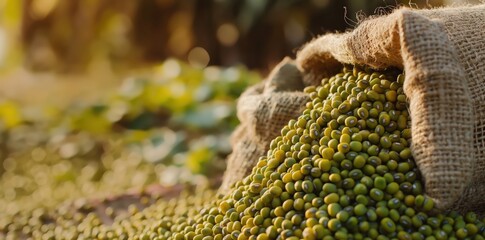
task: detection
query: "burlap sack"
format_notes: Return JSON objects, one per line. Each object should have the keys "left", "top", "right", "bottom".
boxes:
{"left": 218, "top": 58, "right": 309, "bottom": 194}
{"left": 296, "top": 5, "right": 485, "bottom": 214}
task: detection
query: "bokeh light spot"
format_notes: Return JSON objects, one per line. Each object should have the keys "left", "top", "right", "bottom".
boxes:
{"left": 161, "top": 59, "right": 181, "bottom": 78}
{"left": 217, "top": 23, "right": 239, "bottom": 46}
{"left": 31, "top": 147, "right": 47, "bottom": 162}
{"left": 188, "top": 47, "right": 210, "bottom": 68}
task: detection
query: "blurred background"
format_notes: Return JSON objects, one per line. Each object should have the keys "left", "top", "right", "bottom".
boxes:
{"left": 3, "top": 0, "right": 472, "bottom": 73}
{"left": 0, "top": 0, "right": 478, "bottom": 225}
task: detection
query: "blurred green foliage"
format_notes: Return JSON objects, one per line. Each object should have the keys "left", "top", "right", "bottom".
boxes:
{"left": 0, "top": 60, "right": 260, "bottom": 217}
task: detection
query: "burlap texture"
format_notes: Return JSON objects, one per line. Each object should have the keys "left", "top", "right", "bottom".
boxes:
{"left": 297, "top": 5, "right": 485, "bottom": 213}
{"left": 219, "top": 58, "right": 309, "bottom": 194}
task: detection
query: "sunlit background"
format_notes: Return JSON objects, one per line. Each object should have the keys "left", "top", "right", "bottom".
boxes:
{"left": 0, "top": 0, "right": 477, "bottom": 227}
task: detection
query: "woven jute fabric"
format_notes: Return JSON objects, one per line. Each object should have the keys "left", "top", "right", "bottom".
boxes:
{"left": 297, "top": 5, "right": 485, "bottom": 214}
{"left": 219, "top": 58, "right": 309, "bottom": 194}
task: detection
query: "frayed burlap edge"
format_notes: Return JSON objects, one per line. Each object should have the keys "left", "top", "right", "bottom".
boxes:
{"left": 219, "top": 59, "right": 309, "bottom": 195}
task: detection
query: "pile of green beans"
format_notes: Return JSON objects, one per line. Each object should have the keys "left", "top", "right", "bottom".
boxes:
{"left": 2, "top": 66, "right": 484, "bottom": 240}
